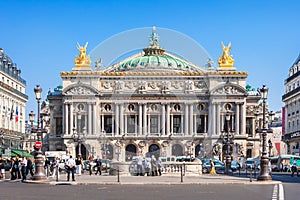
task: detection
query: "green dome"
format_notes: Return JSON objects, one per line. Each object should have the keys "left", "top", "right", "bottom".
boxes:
{"left": 118, "top": 53, "right": 191, "bottom": 71}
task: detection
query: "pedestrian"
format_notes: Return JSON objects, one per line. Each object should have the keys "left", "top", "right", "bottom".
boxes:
{"left": 151, "top": 155, "right": 158, "bottom": 176}
{"left": 280, "top": 161, "right": 284, "bottom": 172}
{"left": 88, "top": 156, "right": 94, "bottom": 176}
{"left": 209, "top": 159, "right": 216, "bottom": 175}
{"left": 157, "top": 157, "right": 162, "bottom": 176}
{"left": 26, "top": 157, "right": 34, "bottom": 177}
{"left": 144, "top": 154, "right": 151, "bottom": 176}
{"left": 75, "top": 155, "right": 83, "bottom": 175}
{"left": 95, "top": 158, "right": 102, "bottom": 175}
{"left": 44, "top": 157, "right": 51, "bottom": 176}
{"left": 20, "top": 157, "right": 27, "bottom": 181}
{"left": 0, "top": 158, "right": 5, "bottom": 180}
{"left": 51, "top": 157, "right": 59, "bottom": 178}
{"left": 13, "top": 156, "right": 21, "bottom": 179}
{"left": 66, "top": 155, "right": 76, "bottom": 181}
{"left": 291, "top": 160, "right": 299, "bottom": 177}
{"left": 136, "top": 155, "right": 144, "bottom": 176}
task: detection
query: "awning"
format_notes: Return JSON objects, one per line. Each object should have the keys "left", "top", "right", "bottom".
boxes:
{"left": 11, "top": 149, "right": 34, "bottom": 158}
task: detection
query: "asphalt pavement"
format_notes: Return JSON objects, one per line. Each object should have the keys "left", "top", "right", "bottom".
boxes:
{"left": 20, "top": 171, "right": 282, "bottom": 185}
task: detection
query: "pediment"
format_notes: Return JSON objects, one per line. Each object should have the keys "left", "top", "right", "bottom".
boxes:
{"left": 63, "top": 83, "right": 98, "bottom": 96}
{"left": 210, "top": 83, "right": 248, "bottom": 96}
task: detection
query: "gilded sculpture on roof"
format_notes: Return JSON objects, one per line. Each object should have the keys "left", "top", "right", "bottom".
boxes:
{"left": 218, "top": 42, "right": 234, "bottom": 68}
{"left": 74, "top": 42, "right": 91, "bottom": 68}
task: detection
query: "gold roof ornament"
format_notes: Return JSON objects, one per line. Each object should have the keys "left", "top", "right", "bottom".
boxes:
{"left": 218, "top": 42, "right": 234, "bottom": 68}
{"left": 74, "top": 42, "right": 91, "bottom": 68}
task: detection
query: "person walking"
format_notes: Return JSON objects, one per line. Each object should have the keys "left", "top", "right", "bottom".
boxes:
{"left": 291, "top": 160, "right": 299, "bottom": 177}
{"left": 88, "top": 156, "right": 94, "bottom": 176}
{"left": 157, "top": 157, "right": 162, "bottom": 176}
{"left": 75, "top": 155, "right": 83, "bottom": 175}
{"left": 151, "top": 155, "right": 158, "bottom": 176}
{"left": 20, "top": 157, "right": 27, "bottom": 181}
{"left": 26, "top": 157, "right": 34, "bottom": 177}
{"left": 144, "top": 154, "right": 151, "bottom": 176}
{"left": 44, "top": 157, "right": 51, "bottom": 176}
{"left": 136, "top": 155, "right": 144, "bottom": 176}
{"left": 0, "top": 158, "right": 5, "bottom": 180}
{"left": 51, "top": 157, "right": 59, "bottom": 178}
{"left": 95, "top": 158, "right": 102, "bottom": 175}
{"left": 13, "top": 157, "right": 21, "bottom": 179}
{"left": 209, "top": 159, "right": 216, "bottom": 175}
{"left": 66, "top": 155, "right": 76, "bottom": 181}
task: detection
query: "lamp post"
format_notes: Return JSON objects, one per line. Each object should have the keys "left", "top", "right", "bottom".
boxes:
{"left": 257, "top": 85, "right": 272, "bottom": 181}
{"left": 224, "top": 112, "right": 232, "bottom": 175}
{"left": 31, "top": 85, "right": 47, "bottom": 181}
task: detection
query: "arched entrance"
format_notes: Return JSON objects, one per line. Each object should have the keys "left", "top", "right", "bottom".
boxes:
{"left": 172, "top": 144, "right": 183, "bottom": 156}
{"left": 125, "top": 144, "right": 137, "bottom": 161}
{"left": 76, "top": 144, "right": 87, "bottom": 160}
{"left": 148, "top": 144, "right": 160, "bottom": 158}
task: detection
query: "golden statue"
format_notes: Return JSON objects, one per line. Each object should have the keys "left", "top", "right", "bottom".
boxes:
{"left": 74, "top": 42, "right": 91, "bottom": 68}
{"left": 218, "top": 42, "right": 234, "bottom": 68}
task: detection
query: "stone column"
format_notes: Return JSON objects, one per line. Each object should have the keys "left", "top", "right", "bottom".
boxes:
{"left": 204, "top": 114, "right": 207, "bottom": 133}
{"left": 64, "top": 103, "right": 69, "bottom": 135}
{"left": 88, "top": 103, "right": 92, "bottom": 135}
{"left": 216, "top": 103, "right": 220, "bottom": 135}
{"left": 120, "top": 104, "right": 124, "bottom": 136}
{"left": 125, "top": 113, "right": 128, "bottom": 135}
{"left": 70, "top": 103, "right": 73, "bottom": 134}
{"left": 143, "top": 103, "right": 147, "bottom": 135}
{"left": 166, "top": 104, "right": 170, "bottom": 135}
{"left": 180, "top": 113, "right": 184, "bottom": 135}
{"left": 92, "top": 103, "right": 96, "bottom": 135}
{"left": 236, "top": 103, "right": 240, "bottom": 135}
{"left": 241, "top": 102, "right": 246, "bottom": 135}
{"left": 170, "top": 114, "right": 173, "bottom": 134}
{"left": 189, "top": 104, "right": 194, "bottom": 135}
{"left": 212, "top": 103, "right": 216, "bottom": 135}
{"left": 115, "top": 103, "right": 120, "bottom": 136}
{"left": 185, "top": 103, "right": 189, "bottom": 135}
{"left": 161, "top": 103, "right": 165, "bottom": 136}
{"left": 138, "top": 103, "right": 142, "bottom": 136}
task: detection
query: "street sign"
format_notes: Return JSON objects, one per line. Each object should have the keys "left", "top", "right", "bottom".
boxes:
{"left": 35, "top": 141, "right": 42, "bottom": 149}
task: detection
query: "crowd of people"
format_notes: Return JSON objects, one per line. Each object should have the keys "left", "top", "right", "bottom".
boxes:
{"left": 0, "top": 156, "right": 35, "bottom": 181}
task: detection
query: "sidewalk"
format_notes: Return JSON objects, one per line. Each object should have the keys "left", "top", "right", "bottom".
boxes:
{"left": 23, "top": 172, "right": 282, "bottom": 185}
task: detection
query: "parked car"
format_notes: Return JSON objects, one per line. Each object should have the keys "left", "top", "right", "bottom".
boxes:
{"left": 230, "top": 160, "right": 241, "bottom": 171}
{"left": 246, "top": 158, "right": 260, "bottom": 170}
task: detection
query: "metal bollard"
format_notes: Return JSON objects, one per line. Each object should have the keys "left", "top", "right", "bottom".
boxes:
{"left": 180, "top": 165, "right": 183, "bottom": 183}
{"left": 117, "top": 166, "right": 120, "bottom": 183}
{"left": 249, "top": 167, "right": 252, "bottom": 182}
{"left": 56, "top": 167, "right": 58, "bottom": 182}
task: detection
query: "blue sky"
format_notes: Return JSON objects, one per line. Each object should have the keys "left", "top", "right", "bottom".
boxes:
{"left": 2, "top": 0, "right": 300, "bottom": 118}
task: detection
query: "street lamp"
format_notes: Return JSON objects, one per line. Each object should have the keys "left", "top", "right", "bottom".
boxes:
{"left": 257, "top": 85, "right": 273, "bottom": 181}
{"left": 31, "top": 85, "right": 47, "bottom": 181}
{"left": 224, "top": 112, "right": 233, "bottom": 175}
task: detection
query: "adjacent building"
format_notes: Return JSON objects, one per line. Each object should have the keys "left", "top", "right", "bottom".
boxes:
{"left": 0, "top": 48, "right": 28, "bottom": 157}
{"left": 282, "top": 54, "right": 300, "bottom": 156}
{"left": 48, "top": 28, "right": 269, "bottom": 162}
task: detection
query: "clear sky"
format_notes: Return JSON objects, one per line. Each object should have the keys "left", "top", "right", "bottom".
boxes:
{"left": 2, "top": 0, "right": 300, "bottom": 119}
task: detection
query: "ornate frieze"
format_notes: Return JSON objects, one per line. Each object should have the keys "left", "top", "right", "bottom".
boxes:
{"left": 65, "top": 86, "right": 96, "bottom": 95}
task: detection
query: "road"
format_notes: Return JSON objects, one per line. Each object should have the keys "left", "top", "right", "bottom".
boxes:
{"left": 0, "top": 173, "right": 299, "bottom": 200}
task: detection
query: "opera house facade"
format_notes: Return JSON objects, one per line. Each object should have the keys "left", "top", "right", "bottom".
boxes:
{"left": 47, "top": 28, "right": 267, "bottom": 162}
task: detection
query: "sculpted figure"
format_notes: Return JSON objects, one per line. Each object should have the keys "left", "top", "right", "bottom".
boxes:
{"left": 218, "top": 42, "right": 234, "bottom": 66}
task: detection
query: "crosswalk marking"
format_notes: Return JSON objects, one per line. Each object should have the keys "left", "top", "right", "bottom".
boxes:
{"left": 272, "top": 184, "right": 284, "bottom": 200}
